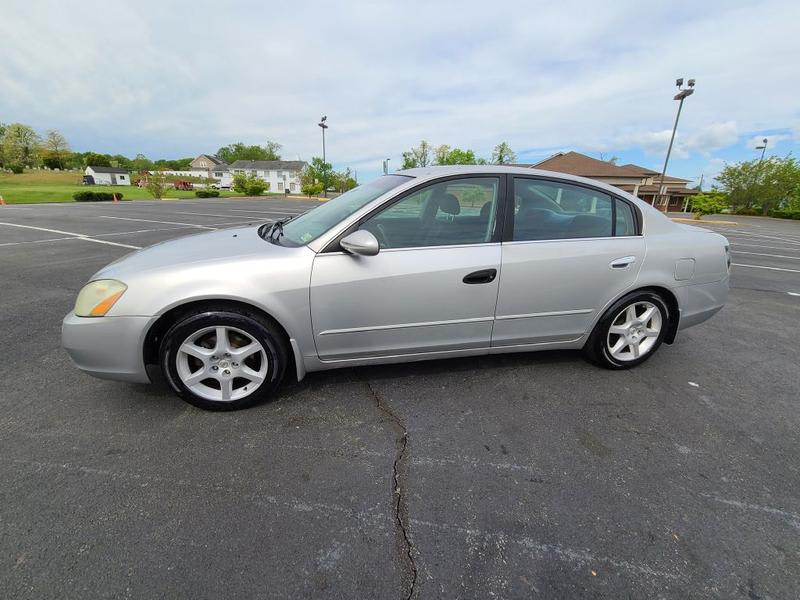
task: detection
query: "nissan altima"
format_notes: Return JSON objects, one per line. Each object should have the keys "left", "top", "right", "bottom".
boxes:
{"left": 63, "top": 166, "right": 730, "bottom": 410}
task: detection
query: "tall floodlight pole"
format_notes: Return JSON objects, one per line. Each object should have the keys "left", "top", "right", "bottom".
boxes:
{"left": 756, "top": 137, "right": 768, "bottom": 162}
{"left": 318, "top": 116, "right": 328, "bottom": 197}
{"left": 656, "top": 78, "right": 695, "bottom": 212}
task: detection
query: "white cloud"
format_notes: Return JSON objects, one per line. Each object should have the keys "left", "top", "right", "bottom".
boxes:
{"left": 0, "top": 0, "right": 798, "bottom": 175}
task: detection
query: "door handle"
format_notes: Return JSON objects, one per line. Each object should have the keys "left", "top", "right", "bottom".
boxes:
{"left": 610, "top": 256, "right": 636, "bottom": 269}
{"left": 463, "top": 268, "right": 497, "bottom": 284}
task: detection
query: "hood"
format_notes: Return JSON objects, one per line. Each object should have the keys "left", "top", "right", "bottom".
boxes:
{"left": 94, "top": 225, "right": 288, "bottom": 279}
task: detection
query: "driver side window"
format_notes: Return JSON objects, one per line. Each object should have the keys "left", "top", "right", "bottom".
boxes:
{"left": 360, "top": 177, "right": 500, "bottom": 249}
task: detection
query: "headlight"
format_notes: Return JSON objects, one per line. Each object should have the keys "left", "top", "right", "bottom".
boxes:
{"left": 74, "top": 280, "right": 128, "bottom": 317}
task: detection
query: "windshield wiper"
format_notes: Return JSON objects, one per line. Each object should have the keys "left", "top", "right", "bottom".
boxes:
{"left": 259, "top": 217, "right": 292, "bottom": 243}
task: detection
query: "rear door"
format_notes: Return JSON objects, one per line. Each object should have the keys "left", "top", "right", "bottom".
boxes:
{"left": 310, "top": 176, "right": 504, "bottom": 361}
{"left": 492, "top": 176, "right": 645, "bottom": 347}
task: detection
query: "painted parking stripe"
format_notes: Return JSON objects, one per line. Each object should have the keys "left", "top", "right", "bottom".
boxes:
{"left": 99, "top": 216, "right": 218, "bottom": 229}
{"left": 731, "top": 242, "right": 800, "bottom": 252}
{"left": 732, "top": 263, "right": 800, "bottom": 273}
{"left": 733, "top": 251, "right": 800, "bottom": 260}
{"left": 0, "top": 221, "right": 141, "bottom": 249}
{"left": 0, "top": 236, "right": 78, "bottom": 247}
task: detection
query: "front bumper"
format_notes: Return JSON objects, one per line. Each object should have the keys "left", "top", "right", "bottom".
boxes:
{"left": 62, "top": 312, "right": 156, "bottom": 383}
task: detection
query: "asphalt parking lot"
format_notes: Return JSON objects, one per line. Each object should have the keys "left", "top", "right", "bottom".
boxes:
{"left": 1, "top": 200, "right": 799, "bottom": 599}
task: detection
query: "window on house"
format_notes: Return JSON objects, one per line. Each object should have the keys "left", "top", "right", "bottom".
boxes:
{"left": 278, "top": 182, "right": 284, "bottom": 191}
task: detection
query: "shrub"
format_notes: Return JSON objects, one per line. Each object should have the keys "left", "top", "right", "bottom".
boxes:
{"left": 690, "top": 191, "right": 729, "bottom": 219}
{"left": 302, "top": 182, "right": 324, "bottom": 198}
{"left": 769, "top": 209, "right": 800, "bottom": 220}
{"left": 232, "top": 173, "right": 269, "bottom": 196}
{"left": 733, "top": 207, "right": 760, "bottom": 216}
{"left": 195, "top": 189, "right": 220, "bottom": 198}
{"left": 73, "top": 191, "right": 125, "bottom": 202}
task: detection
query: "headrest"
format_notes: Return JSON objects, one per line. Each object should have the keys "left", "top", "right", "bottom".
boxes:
{"left": 480, "top": 201, "right": 492, "bottom": 218}
{"left": 437, "top": 193, "right": 461, "bottom": 215}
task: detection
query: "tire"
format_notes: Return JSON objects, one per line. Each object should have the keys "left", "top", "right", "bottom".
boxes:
{"left": 583, "top": 290, "right": 670, "bottom": 369}
{"left": 160, "top": 307, "right": 288, "bottom": 410}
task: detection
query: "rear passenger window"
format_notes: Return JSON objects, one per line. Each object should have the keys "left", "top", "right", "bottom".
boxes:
{"left": 615, "top": 200, "right": 637, "bottom": 236}
{"left": 513, "top": 178, "right": 612, "bottom": 241}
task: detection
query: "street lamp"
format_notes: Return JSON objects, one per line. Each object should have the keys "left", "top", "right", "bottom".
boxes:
{"left": 756, "top": 137, "right": 768, "bottom": 162}
{"left": 655, "top": 77, "right": 695, "bottom": 212}
{"left": 318, "top": 116, "right": 328, "bottom": 197}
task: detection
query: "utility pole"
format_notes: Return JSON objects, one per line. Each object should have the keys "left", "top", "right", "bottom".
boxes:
{"left": 318, "top": 116, "right": 328, "bottom": 197}
{"left": 383, "top": 158, "right": 390, "bottom": 175}
{"left": 756, "top": 138, "right": 768, "bottom": 163}
{"left": 656, "top": 78, "right": 695, "bottom": 212}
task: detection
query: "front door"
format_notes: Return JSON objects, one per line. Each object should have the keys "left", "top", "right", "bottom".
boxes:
{"left": 493, "top": 177, "right": 645, "bottom": 347}
{"left": 310, "top": 176, "right": 504, "bottom": 361}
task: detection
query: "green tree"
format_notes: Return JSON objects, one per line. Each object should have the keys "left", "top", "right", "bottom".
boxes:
{"left": 40, "top": 130, "right": 70, "bottom": 169}
{"left": 303, "top": 157, "right": 334, "bottom": 191}
{"left": 130, "top": 153, "right": 154, "bottom": 172}
{"left": 83, "top": 152, "right": 112, "bottom": 167}
{"left": 232, "top": 172, "right": 268, "bottom": 196}
{"left": 333, "top": 168, "right": 357, "bottom": 193}
{"left": 717, "top": 156, "right": 800, "bottom": 214}
{"left": 145, "top": 172, "right": 169, "bottom": 200}
{"left": 401, "top": 140, "right": 433, "bottom": 169}
{"left": 216, "top": 141, "right": 282, "bottom": 163}
{"left": 435, "top": 146, "right": 478, "bottom": 165}
{"left": 690, "top": 190, "right": 729, "bottom": 219}
{"left": 492, "top": 142, "right": 516, "bottom": 165}
{"left": 1, "top": 123, "right": 41, "bottom": 171}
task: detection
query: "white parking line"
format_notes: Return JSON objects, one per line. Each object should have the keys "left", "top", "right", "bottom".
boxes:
{"left": 733, "top": 251, "right": 800, "bottom": 261}
{"left": 0, "top": 221, "right": 141, "bottom": 249}
{"left": 170, "top": 211, "right": 263, "bottom": 219}
{"left": 724, "top": 232, "right": 800, "bottom": 246}
{"left": 788, "top": 292, "right": 800, "bottom": 297}
{"left": 227, "top": 208, "right": 307, "bottom": 215}
{"left": 98, "top": 216, "right": 217, "bottom": 229}
{"left": 730, "top": 242, "right": 800, "bottom": 252}
{"left": 733, "top": 263, "right": 800, "bottom": 273}
{"left": 0, "top": 236, "right": 78, "bottom": 247}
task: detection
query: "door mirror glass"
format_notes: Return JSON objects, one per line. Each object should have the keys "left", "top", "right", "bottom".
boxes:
{"left": 340, "top": 230, "right": 380, "bottom": 256}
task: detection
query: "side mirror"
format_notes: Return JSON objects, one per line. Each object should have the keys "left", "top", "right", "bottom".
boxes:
{"left": 340, "top": 230, "right": 380, "bottom": 256}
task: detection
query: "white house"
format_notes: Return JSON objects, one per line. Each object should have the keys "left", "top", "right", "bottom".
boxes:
{"left": 85, "top": 166, "right": 131, "bottom": 186}
{"left": 228, "top": 160, "right": 307, "bottom": 193}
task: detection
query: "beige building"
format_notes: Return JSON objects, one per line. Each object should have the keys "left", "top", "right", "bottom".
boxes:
{"left": 515, "top": 151, "right": 697, "bottom": 211}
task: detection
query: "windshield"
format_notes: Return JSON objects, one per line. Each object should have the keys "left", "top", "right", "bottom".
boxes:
{"left": 278, "top": 175, "right": 412, "bottom": 246}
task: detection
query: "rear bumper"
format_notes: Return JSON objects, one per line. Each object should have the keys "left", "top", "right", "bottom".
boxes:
{"left": 62, "top": 312, "right": 155, "bottom": 383}
{"left": 677, "top": 276, "right": 729, "bottom": 331}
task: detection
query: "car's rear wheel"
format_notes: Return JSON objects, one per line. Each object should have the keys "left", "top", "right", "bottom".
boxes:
{"left": 160, "top": 308, "right": 288, "bottom": 410}
{"left": 584, "top": 291, "right": 670, "bottom": 369}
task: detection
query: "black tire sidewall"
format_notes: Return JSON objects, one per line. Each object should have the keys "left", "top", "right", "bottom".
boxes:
{"left": 587, "top": 291, "right": 670, "bottom": 369}
{"left": 160, "top": 310, "right": 287, "bottom": 410}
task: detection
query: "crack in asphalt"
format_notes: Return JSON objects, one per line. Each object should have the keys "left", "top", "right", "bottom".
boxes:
{"left": 364, "top": 379, "right": 418, "bottom": 600}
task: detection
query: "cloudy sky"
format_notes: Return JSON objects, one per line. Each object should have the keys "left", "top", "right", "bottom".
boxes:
{"left": 2, "top": 0, "right": 798, "bottom": 182}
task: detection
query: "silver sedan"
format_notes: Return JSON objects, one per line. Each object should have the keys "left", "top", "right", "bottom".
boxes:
{"left": 63, "top": 166, "right": 730, "bottom": 410}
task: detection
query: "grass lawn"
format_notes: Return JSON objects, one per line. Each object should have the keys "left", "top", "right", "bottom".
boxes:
{"left": 0, "top": 170, "right": 263, "bottom": 204}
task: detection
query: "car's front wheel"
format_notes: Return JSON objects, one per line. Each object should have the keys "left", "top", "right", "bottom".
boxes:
{"left": 160, "top": 308, "right": 288, "bottom": 410}
{"left": 584, "top": 291, "right": 670, "bottom": 369}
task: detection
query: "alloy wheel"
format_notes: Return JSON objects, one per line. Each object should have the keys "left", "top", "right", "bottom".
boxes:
{"left": 176, "top": 325, "right": 269, "bottom": 402}
{"left": 606, "top": 301, "right": 663, "bottom": 362}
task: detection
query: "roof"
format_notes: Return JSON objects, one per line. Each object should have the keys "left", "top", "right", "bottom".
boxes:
{"left": 229, "top": 160, "right": 307, "bottom": 171}
{"left": 194, "top": 154, "right": 225, "bottom": 165}
{"left": 87, "top": 165, "right": 128, "bottom": 174}
{"left": 193, "top": 164, "right": 229, "bottom": 172}
{"left": 524, "top": 152, "right": 645, "bottom": 178}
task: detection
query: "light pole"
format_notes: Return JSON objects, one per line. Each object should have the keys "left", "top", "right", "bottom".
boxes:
{"left": 656, "top": 77, "right": 695, "bottom": 212}
{"left": 756, "top": 137, "right": 768, "bottom": 163}
{"left": 318, "top": 116, "right": 328, "bottom": 197}
{"left": 383, "top": 158, "right": 390, "bottom": 175}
